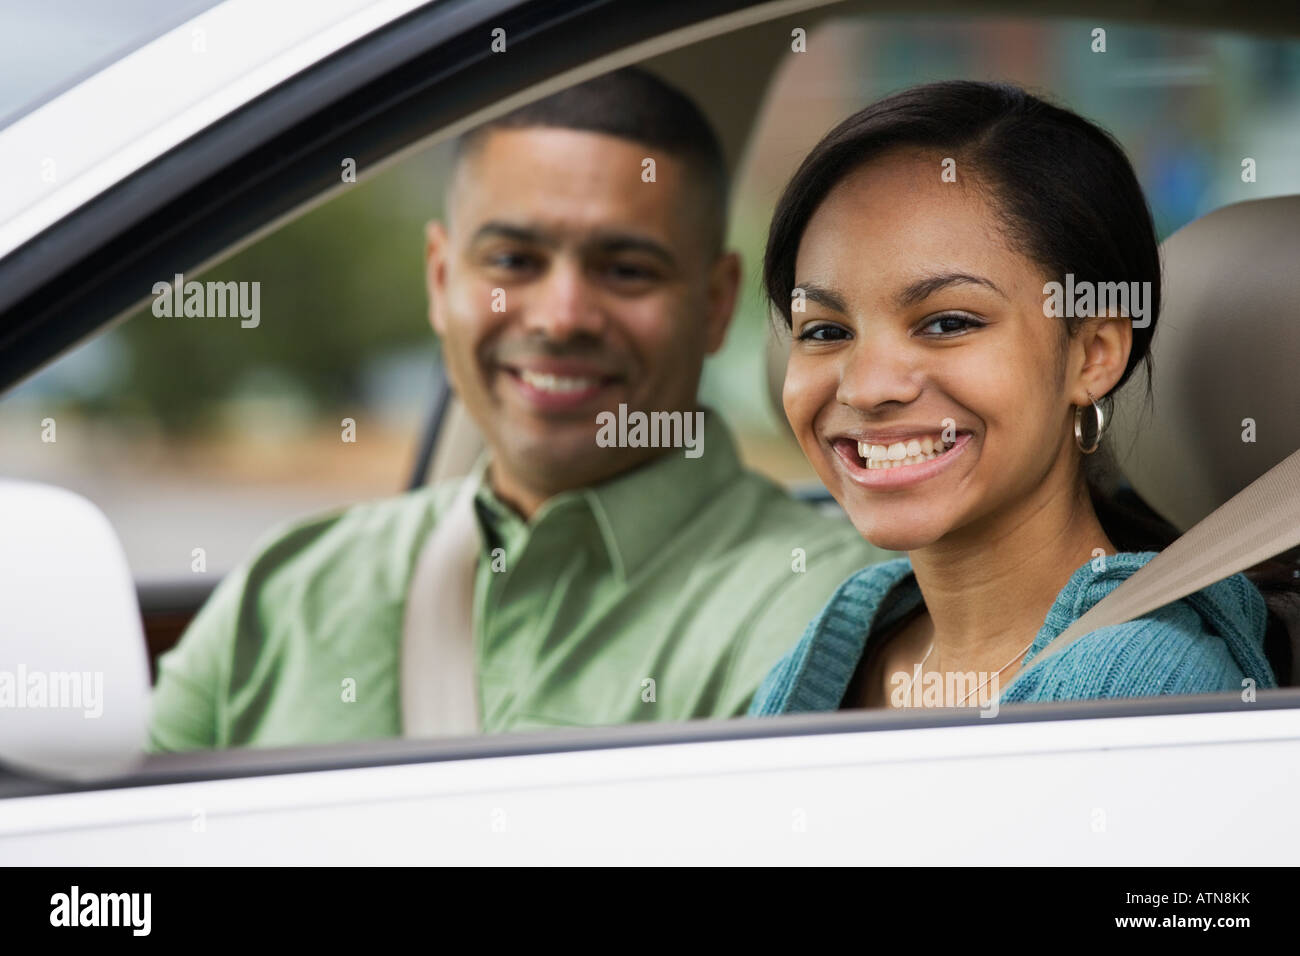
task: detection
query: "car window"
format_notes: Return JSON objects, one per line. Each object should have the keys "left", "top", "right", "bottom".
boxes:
{"left": 13, "top": 13, "right": 1298, "bottom": 581}
{"left": 739, "top": 16, "right": 1300, "bottom": 243}
{"left": 2, "top": 145, "right": 446, "bottom": 582}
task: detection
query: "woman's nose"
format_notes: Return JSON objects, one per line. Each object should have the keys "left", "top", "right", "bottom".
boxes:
{"left": 835, "top": 336, "right": 923, "bottom": 412}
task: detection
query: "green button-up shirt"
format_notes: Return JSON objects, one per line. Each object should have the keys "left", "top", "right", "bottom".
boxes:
{"left": 149, "top": 413, "right": 885, "bottom": 750}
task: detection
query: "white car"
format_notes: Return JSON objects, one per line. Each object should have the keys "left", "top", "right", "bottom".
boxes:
{"left": 1, "top": 0, "right": 1298, "bottom": 875}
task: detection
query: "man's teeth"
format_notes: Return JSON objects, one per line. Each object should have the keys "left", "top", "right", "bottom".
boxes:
{"left": 519, "top": 369, "right": 601, "bottom": 394}
{"left": 856, "top": 435, "right": 956, "bottom": 469}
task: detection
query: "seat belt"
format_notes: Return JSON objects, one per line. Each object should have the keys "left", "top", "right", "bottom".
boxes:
{"left": 400, "top": 476, "right": 484, "bottom": 737}
{"left": 1029, "top": 447, "right": 1300, "bottom": 669}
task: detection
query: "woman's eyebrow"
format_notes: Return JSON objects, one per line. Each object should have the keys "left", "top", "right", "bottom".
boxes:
{"left": 794, "top": 281, "right": 848, "bottom": 313}
{"left": 897, "top": 271, "right": 1005, "bottom": 307}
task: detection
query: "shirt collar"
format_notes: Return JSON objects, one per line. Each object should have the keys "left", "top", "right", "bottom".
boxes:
{"left": 466, "top": 408, "right": 741, "bottom": 582}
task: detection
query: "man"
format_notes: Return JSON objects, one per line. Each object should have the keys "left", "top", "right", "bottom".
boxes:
{"left": 149, "top": 68, "right": 884, "bottom": 750}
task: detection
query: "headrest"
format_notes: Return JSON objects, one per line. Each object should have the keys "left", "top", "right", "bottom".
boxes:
{"left": 1112, "top": 196, "right": 1300, "bottom": 531}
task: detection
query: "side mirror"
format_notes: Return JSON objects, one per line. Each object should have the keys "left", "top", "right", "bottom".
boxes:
{"left": 0, "top": 480, "right": 150, "bottom": 782}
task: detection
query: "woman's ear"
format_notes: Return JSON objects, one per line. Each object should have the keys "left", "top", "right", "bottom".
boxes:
{"left": 1071, "top": 314, "right": 1133, "bottom": 404}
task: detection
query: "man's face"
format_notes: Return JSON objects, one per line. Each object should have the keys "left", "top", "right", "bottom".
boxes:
{"left": 426, "top": 126, "right": 738, "bottom": 508}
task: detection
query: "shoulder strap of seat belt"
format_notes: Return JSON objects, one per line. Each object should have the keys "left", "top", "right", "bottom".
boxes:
{"left": 400, "top": 477, "right": 484, "bottom": 737}
{"left": 1029, "top": 447, "right": 1300, "bottom": 669}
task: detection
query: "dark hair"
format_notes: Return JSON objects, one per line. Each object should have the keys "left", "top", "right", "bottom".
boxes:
{"left": 765, "top": 80, "right": 1159, "bottom": 391}
{"left": 453, "top": 67, "right": 729, "bottom": 252}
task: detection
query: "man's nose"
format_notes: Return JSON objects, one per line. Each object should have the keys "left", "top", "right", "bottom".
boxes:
{"left": 835, "top": 333, "right": 923, "bottom": 411}
{"left": 522, "top": 259, "right": 605, "bottom": 341}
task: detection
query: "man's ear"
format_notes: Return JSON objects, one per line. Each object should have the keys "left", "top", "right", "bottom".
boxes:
{"left": 1070, "top": 314, "right": 1133, "bottom": 405}
{"left": 425, "top": 220, "right": 450, "bottom": 336}
{"left": 704, "top": 250, "right": 742, "bottom": 356}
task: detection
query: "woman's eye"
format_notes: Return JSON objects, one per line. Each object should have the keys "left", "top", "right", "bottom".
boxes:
{"left": 920, "top": 313, "right": 983, "bottom": 336}
{"left": 796, "top": 323, "right": 850, "bottom": 342}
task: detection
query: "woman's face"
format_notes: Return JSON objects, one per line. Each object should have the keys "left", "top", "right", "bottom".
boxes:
{"left": 785, "top": 149, "right": 1081, "bottom": 553}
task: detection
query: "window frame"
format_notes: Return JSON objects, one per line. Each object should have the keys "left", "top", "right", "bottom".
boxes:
{"left": 5, "top": 689, "right": 1300, "bottom": 800}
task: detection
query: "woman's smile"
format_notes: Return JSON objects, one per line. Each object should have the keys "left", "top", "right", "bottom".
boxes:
{"left": 829, "top": 430, "right": 973, "bottom": 489}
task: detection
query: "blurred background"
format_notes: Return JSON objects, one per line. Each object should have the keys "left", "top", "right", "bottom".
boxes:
{"left": 4, "top": 12, "right": 1299, "bottom": 582}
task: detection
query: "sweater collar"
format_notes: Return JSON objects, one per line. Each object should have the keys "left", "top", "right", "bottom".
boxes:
{"left": 785, "top": 551, "right": 1171, "bottom": 711}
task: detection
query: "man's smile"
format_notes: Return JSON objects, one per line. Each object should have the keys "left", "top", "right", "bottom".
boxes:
{"left": 498, "top": 360, "right": 624, "bottom": 414}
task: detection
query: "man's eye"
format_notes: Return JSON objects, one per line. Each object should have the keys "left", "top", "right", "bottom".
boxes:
{"left": 485, "top": 251, "right": 538, "bottom": 272}
{"left": 797, "top": 323, "right": 850, "bottom": 342}
{"left": 920, "top": 313, "right": 984, "bottom": 336}
{"left": 602, "top": 261, "right": 659, "bottom": 283}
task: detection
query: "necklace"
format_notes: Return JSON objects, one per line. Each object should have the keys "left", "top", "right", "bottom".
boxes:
{"left": 911, "top": 637, "right": 1039, "bottom": 706}
{"left": 902, "top": 642, "right": 936, "bottom": 702}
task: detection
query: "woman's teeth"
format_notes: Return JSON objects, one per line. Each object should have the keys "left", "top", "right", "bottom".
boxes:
{"left": 518, "top": 369, "right": 601, "bottom": 394}
{"left": 856, "top": 435, "right": 955, "bottom": 469}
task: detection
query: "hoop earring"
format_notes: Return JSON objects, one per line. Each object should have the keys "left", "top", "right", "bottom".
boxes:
{"left": 1074, "top": 390, "right": 1110, "bottom": 454}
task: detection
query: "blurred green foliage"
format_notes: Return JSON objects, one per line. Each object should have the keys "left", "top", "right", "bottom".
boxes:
{"left": 112, "top": 148, "right": 450, "bottom": 434}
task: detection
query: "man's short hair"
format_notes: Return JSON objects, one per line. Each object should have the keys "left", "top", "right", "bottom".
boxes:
{"left": 452, "top": 67, "right": 730, "bottom": 253}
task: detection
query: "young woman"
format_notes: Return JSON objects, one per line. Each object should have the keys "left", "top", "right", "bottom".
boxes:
{"left": 749, "top": 81, "right": 1278, "bottom": 713}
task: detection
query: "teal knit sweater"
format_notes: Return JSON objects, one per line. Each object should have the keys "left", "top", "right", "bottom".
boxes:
{"left": 748, "top": 552, "right": 1277, "bottom": 714}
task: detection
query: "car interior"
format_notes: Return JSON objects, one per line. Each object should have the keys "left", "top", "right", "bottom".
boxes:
{"left": 354, "top": 19, "right": 1300, "bottom": 692}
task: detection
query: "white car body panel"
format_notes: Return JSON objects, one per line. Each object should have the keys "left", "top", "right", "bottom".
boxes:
{"left": 4, "top": 707, "right": 1298, "bottom": 864}
{"left": 0, "top": 0, "right": 433, "bottom": 259}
